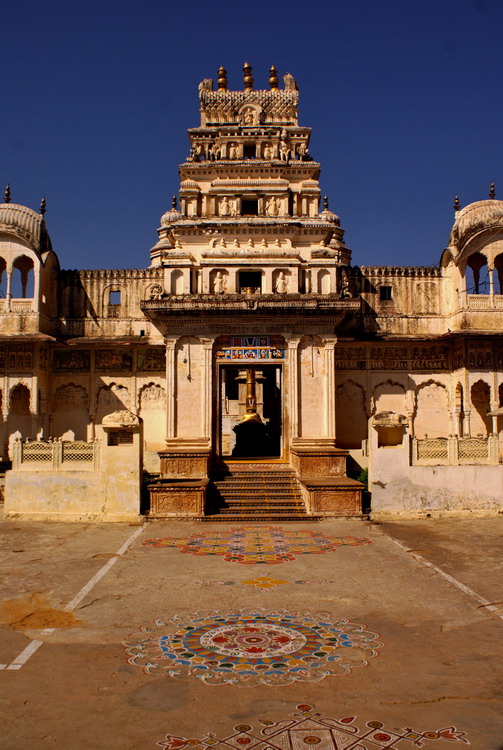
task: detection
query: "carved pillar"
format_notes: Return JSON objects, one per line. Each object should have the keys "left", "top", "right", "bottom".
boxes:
{"left": 489, "top": 265, "right": 495, "bottom": 298}
{"left": 165, "top": 337, "right": 178, "bottom": 439}
{"left": 5, "top": 268, "right": 12, "bottom": 312}
{"left": 201, "top": 338, "right": 214, "bottom": 441}
{"left": 323, "top": 338, "right": 337, "bottom": 438}
{"left": 286, "top": 337, "right": 301, "bottom": 440}
{"left": 463, "top": 409, "right": 471, "bottom": 437}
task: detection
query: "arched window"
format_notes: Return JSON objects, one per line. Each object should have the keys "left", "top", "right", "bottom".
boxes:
{"left": 0, "top": 257, "right": 6, "bottom": 299}
{"left": 11, "top": 256, "right": 34, "bottom": 299}
{"left": 494, "top": 253, "right": 503, "bottom": 294}
{"left": 466, "top": 253, "right": 488, "bottom": 294}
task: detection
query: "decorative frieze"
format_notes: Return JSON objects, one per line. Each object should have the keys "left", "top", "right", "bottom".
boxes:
{"left": 0, "top": 344, "right": 33, "bottom": 372}
{"left": 137, "top": 347, "right": 166, "bottom": 371}
{"left": 335, "top": 344, "right": 449, "bottom": 371}
{"left": 53, "top": 349, "right": 90, "bottom": 372}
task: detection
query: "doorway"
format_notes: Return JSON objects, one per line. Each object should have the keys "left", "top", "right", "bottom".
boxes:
{"left": 219, "top": 365, "right": 282, "bottom": 458}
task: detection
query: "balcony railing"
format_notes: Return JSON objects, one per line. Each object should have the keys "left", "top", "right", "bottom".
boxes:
{"left": 12, "top": 438, "right": 100, "bottom": 471}
{"left": 411, "top": 435, "right": 499, "bottom": 465}
{"left": 466, "top": 294, "right": 503, "bottom": 309}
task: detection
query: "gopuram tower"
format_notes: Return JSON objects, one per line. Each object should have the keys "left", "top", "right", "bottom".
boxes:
{"left": 141, "top": 65, "right": 364, "bottom": 519}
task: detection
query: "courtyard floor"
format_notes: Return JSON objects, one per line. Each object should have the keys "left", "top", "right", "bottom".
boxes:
{"left": 0, "top": 512, "right": 502, "bottom": 749}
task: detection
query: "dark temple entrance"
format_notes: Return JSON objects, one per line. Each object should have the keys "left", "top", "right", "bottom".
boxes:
{"left": 219, "top": 365, "right": 282, "bottom": 458}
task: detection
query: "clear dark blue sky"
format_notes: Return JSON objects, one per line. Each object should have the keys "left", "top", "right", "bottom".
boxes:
{"left": 1, "top": 0, "right": 501, "bottom": 270}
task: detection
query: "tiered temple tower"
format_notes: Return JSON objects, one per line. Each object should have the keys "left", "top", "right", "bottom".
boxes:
{"left": 142, "top": 65, "right": 363, "bottom": 518}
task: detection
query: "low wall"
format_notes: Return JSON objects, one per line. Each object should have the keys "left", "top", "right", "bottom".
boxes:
{"left": 369, "top": 431, "right": 503, "bottom": 518}
{"left": 4, "top": 430, "right": 142, "bottom": 522}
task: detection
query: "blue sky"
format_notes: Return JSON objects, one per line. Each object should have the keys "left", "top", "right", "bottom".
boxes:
{"left": 1, "top": 0, "right": 501, "bottom": 270}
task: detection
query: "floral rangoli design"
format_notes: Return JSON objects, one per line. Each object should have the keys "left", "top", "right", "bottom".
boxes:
{"left": 142, "top": 526, "right": 372, "bottom": 565}
{"left": 156, "top": 703, "right": 469, "bottom": 748}
{"left": 124, "top": 608, "right": 383, "bottom": 686}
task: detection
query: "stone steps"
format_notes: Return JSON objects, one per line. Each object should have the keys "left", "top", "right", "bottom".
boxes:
{"left": 205, "top": 468, "right": 320, "bottom": 522}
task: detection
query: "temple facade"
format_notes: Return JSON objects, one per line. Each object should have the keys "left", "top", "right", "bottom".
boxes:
{"left": 2, "top": 65, "right": 503, "bottom": 522}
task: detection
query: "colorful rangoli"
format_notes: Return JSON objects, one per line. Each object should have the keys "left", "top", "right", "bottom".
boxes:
{"left": 124, "top": 608, "right": 382, "bottom": 686}
{"left": 156, "top": 703, "right": 469, "bottom": 748}
{"left": 142, "top": 526, "right": 372, "bottom": 564}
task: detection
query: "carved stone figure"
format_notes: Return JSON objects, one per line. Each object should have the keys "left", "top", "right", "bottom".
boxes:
{"left": 149, "top": 284, "right": 163, "bottom": 300}
{"left": 263, "top": 144, "right": 273, "bottom": 159}
{"left": 340, "top": 271, "right": 352, "bottom": 298}
{"left": 219, "top": 197, "right": 232, "bottom": 217}
{"left": 213, "top": 272, "right": 226, "bottom": 294}
{"left": 266, "top": 196, "right": 280, "bottom": 217}
{"left": 275, "top": 272, "right": 289, "bottom": 294}
{"left": 279, "top": 141, "right": 290, "bottom": 161}
{"left": 228, "top": 143, "right": 238, "bottom": 159}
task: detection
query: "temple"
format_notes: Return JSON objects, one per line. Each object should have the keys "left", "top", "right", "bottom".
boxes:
{"left": 2, "top": 65, "right": 503, "bottom": 521}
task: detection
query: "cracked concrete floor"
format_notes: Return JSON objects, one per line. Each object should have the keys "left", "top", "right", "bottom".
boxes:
{"left": 0, "top": 511, "right": 502, "bottom": 749}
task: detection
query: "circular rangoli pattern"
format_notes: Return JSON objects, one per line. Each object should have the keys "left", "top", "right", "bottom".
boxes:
{"left": 124, "top": 608, "right": 383, "bottom": 686}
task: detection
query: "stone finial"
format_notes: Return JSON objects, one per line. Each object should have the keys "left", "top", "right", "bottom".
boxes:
{"left": 323, "top": 196, "right": 329, "bottom": 210}
{"left": 489, "top": 182, "right": 496, "bottom": 199}
{"left": 217, "top": 66, "right": 228, "bottom": 90}
{"left": 40, "top": 197, "right": 46, "bottom": 216}
{"left": 4, "top": 183, "right": 11, "bottom": 203}
{"left": 454, "top": 194, "right": 460, "bottom": 212}
{"left": 172, "top": 195, "right": 178, "bottom": 210}
{"left": 243, "top": 62, "right": 254, "bottom": 91}
{"left": 269, "top": 65, "right": 279, "bottom": 89}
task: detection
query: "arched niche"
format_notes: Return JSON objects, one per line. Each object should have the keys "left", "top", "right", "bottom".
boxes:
{"left": 138, "top": 382, "right": 166, "bottom": 446}
{"left": 52, "top": 383, "right": 89, "bottom": 441}
{"left": 170, "top": 269, "right": 184, "bottom": 295}
{"left": 96, "top": 384, "right": 130, "bottom": 425}
{"left": 336, "top": 380, "right": 367, "bottom": 448}
{"left": 9, "top": 383, "right": 32, "bottom": 452}
{"left": 372, "top": 380, "right": 407, "bottom": 416}
{"left": 414, "top": 381, "right": 449, "bottom": 439}
{"left": 470, "top": 379, "right": 491, "bottom": 436}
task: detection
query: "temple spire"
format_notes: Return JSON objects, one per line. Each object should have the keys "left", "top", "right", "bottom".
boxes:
{"left": 454, "top": 194, "right": 460, "bottom": 212}
{"left": 243, "top": 62, "right": 254, "bottom": 91}
{"left": 217, "top": 66, "right": 228, "bottom": 91}
{"left": 489, "top": 182, "right": 496, "bottom": 199}
{"left": 269, "top": 65, "right": 279, "bottom": 90}
{"left": 323, "top": 196, "right": 329, "bottom": 210}
{"left": 172, "top": 195, "right": 178, "bottom": 210}
{"left": 4, "top": 184, "right": 11, "bottom": 203}
{"left": 40, "top": 197, "right": 46, "bottom": 216}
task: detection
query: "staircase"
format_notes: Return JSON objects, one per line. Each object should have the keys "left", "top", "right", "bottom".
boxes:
{"left": 205, "top": 465, "right": 320, "bottom": 521}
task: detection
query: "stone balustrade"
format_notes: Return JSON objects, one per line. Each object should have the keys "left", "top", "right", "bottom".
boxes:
{"left": 12, "top": 438, "right": 100, "bottom": 471}
{"left": 411, "top": 435, "right": 499, "bottom": 466}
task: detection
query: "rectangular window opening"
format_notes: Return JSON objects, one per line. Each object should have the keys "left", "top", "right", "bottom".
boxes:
{"left": 241, "top": 198, "right": 258, "bottom": 216}
{"left": 379, "top": 285, "right": 392, "bottom": 301}
{"left": 109, "top": 290, "right": 121, "bottom": 305}
{"left": 243, "top": 143, "right": 256, "bottom": 159}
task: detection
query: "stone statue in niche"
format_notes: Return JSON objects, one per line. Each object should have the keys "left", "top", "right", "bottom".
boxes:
{"left": 209, "top": 142, "right": 221, "bottom": 161}
{"left": 228, "top": 143, "right": 238, "bottom": 159}
{"left": 219, "top": 197, "right": 232, "bottom": 216}
{"left": 241, "top": 107, "right": 258, "bottom": 126}
{"left": 340, "top": 271, "right": 352, "bottom": 298}
{"left": 275, "top": 272, "right": 289, "bottom": 294}
{"left": 213, "top": 272, "right": 226, "bottom": 294}
{"left": 297, "top": 142, "right": 311, "bottom": 161}
{"left": 263, "top": 143, "right": 273, "bottom": 159}
{"left": 266, "top": 196, "right": 280, "bottom": 217}
{"left": 149, "top": 284, "right": 163, "bottom": 300}
{"left": 279, "top": 141, "right": 290, "bottom": 161}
